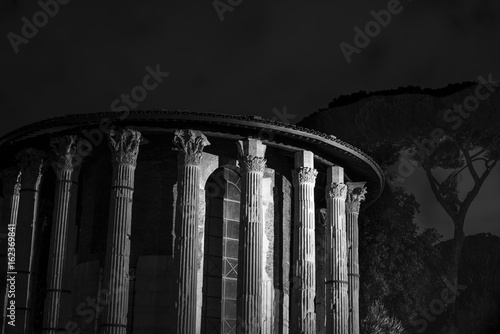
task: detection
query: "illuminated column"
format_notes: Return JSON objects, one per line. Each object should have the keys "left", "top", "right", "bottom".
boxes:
{"left": 325, "top": 167, "right": 348, "bottom": 334}
{"left": 173, "top": 129, "right": 210, "bottom": 334}
{"left": 42, "top": 136, "right": 83, "bottom": 334}
{"left": 0, "top": 168, "right": 21, "bottom": 227}
{"left": 236, "top": 138, "right": 266, "bottom": 333}
{"left": 0, "top": 169, "right": 21, "bottom": 333}
{"left": 290, "top": 150, "right": 317, "bottom": 333}
{"left": 346, "top": 182, "right": 367, "bottom": 334}
{"left": 195, "top": 153, "right": 218, "bottom": 334}
{"left": 99, "top": 129, "right": 143, "bottom": 334}
{"left": 14, "top": 148, "right": 46, "bottom": 334}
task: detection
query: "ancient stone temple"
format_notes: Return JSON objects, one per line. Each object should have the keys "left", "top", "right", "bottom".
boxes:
{"left": 0, "top": 111, "right": 383, "bottom": 334}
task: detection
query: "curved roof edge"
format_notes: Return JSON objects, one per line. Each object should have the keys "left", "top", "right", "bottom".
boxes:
{"left": 0, "top": 110, "right": 384, "bottom": 208}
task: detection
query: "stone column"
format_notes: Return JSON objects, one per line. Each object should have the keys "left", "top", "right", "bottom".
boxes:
{"left": 42, "top": 136, "right": 83, "bottom": 334}
{"left": 0, "top": 169, "right": 21, "bottom": 334}
{"left": 346, "top": 182, "right": 367, "bottom": 334}
{"left": 325, "top": 167, "right": 348, "bottom": 334}
{"left": 0, "top": 168, "right": 21, "bottom": 227}
{"left": 315, "top": 208, "right": 328, "bottom": 334}
{"left": 195, "top": 152, "right": 218, "bottom": 334}
{"left": 172, "top": 129, "right": 210, "bottom": 334}
{"left": 99, "top": 129, "right": 143, "bottom": 334}
{"left": 277, "top": 175, "right": 292, "bottom": 334}
{"left": 14, "top": 148, "right": 45, "bottom": 334}
{"left": 290, "top": 151, "right": 317, "bottom": 334}
{"left": 262, "top": 168, "right": 275, "bottom": 334}
{"left": 236, "top": 138, "right": 266, "bottom": 333}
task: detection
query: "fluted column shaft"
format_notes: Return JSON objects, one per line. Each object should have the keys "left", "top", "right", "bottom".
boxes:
{"left": 13, "top": 149, "right": 45, "bottom": 334}
{"left": 173, "top": 129, "right": 210, "bottom": 334}
{"left": 43, "top": 136, "right": 82, "bottom": 334}
{"left": 291, "top": 151, "right": 317, "bottom": 334}
{"left": 325, "top": 167, "right": 348, "bottom": 334}
{"left": 9, "top": 179, "right": 21, "bottom": 229}
{"left": 1, "top": 169, "right": 21, "bottom": 334}
{"left": 174, "top": 164, "right": 200, "bottom": 332}
{"left": 236, "top": 139, "right": 266, "bottom": 333}
{"left": 0, "top": 169, "right": 21, "bottom": 228}
{"left": 99, "top": 129, "right": 142, "bottom": 334}
{"left": 346, "top": 182, "right": 366, "bottom": 334}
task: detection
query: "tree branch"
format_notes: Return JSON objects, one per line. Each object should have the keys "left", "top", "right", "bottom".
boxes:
{"left": 459, "top": 142, "right": 480, "bottom": 183}
{"left": 422, "top": 163, "right": 457, "bottom": 220}
{"left": 470, "top": 148, "right": 487, "bottom": 159}
{"left": 461, "top": 159, "right": 499, "bottom": 215}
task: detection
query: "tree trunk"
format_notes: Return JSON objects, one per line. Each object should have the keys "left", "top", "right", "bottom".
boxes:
{"left": 446, "top": 215, "right": 465, "bottom": 334}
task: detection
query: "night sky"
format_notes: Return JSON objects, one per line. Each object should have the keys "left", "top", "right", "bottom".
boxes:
{"left": 1, "top": 0, "right": 499, "bottom": 239}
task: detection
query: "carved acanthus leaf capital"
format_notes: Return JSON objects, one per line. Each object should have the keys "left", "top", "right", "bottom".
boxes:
{"left": 326, "top": 182, "right": 348, "bottom": 200}
{"left": 108, "top": 129, "right": 143, "bottom": 167}
{"left": 50, "top": 135, "right": 83, "bottom": 173}
{"left": 173, "top": 129, "right": 210, "bottom": 166}
{"left": 238, "top": 155, "right": 267, "bottom": 173}
{"left": 16, "top": 148, "right": 46, "bottom": 190}
{"left": 346, "top": 182, "right": 367, "bottom": 213}
{"left": 236, "top": 140, "right": 267, "bottom": 173}
{"left": 293, "top": 167, "right": 318, "bottom": 185}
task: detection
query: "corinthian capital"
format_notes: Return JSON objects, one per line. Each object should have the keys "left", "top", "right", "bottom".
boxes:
{"left": 108, "top": 129, "right": 143, "bottom": 167}
{"left": 173, "top": 129, "right": 210, "bottom": 166}
{"left": 50, "top": 135, "right": 83, "bottom": 174}
{"left": 326, "top": 182, "right": 348, "bottom": 200}
{"left": 239, "top": 155, "right": 267, "bottom": 173}
{"left": 237, "top": 139, "right": 267, "bottom": 173}
{"left": 16, "top": 148, "right": 46, "bottom": 190}
{"left": 293, "top": 167, "right": 318, "bottom": 185}
{"left": 0, "top": 168, "right": 21, "bottom": 197}
{"left": 346, "top": 182, "right": 367, "bottom": 213}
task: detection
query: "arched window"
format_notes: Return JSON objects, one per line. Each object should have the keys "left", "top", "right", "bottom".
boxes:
{"left": 202, "top": 168, "right": 241, "bottom": 334}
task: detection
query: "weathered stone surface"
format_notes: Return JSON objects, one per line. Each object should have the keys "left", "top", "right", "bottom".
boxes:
{"left": 315, "top": 207, "right": 327, "bottom": 334}
{"left": 346, "top": 182, "right": 367, "bottom": 334}
{"left": 0, "top": 168, "right": 21, "bottom": 330}
{"left": 0, "top": 169, "right": 21, "bottom": 232}
{"left": 172, "top": 129, "right": 209, "bottom": 334}
{"left": 14, "top": 148, "right": 46, "bottom": 334}
{"left": 262, "top": 168, "right": 275, "bottom": 334}
{"left": 291, "top": 151, "right": 317, "bottom": 334}
{"left": 275, "top": 174, "right": 292, "bottom": 334}
{"left": 195, "top": 152, "right": 218, "bottom": 334}
{"left": 43, "top": 136, "right": 84, "bottom": 334}
{"left": 99, "top": 129, "right": 143, "bottom": 334}
{"left": 0, "top": 111, "right": 384, "bottom": 334}
{"left": 325, "top": 166, "right": 349, "bottom": 334}
{"left": 236, "top": 138, "right": 266, "bottom": 333}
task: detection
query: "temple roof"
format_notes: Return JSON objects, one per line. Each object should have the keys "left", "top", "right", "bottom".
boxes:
{"left": 0, "top": 110, "right": 384, "bottom": 207}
